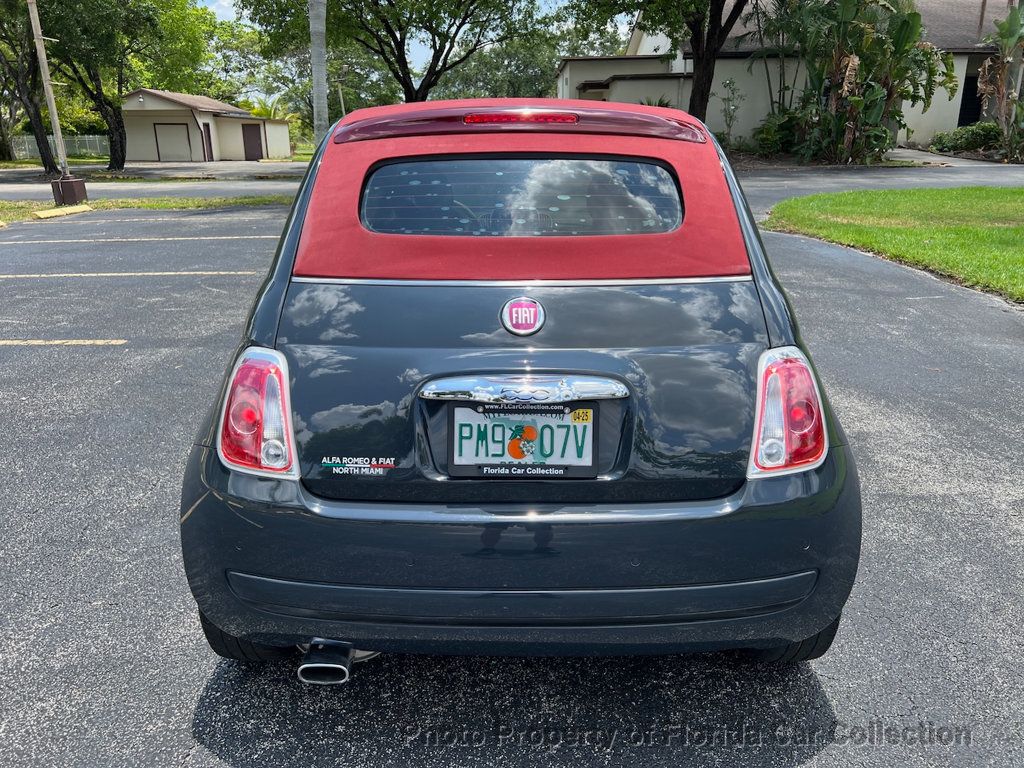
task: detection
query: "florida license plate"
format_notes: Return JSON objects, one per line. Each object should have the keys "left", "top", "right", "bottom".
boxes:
{"left": 448, "top": 402, "right": 598, "bottom": 479}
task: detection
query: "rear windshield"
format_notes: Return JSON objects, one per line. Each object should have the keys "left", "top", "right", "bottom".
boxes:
{"left": 361, "top": 156, "right": 682, "bottom": 237}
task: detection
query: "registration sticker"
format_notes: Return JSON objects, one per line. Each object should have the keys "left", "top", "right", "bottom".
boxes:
{"left": 571, "top": 408, "right": 593, "bottom": 424}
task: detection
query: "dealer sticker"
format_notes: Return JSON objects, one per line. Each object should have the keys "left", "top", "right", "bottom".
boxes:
{"left": 321, "top": 456, "right": 396, "bottom": 476}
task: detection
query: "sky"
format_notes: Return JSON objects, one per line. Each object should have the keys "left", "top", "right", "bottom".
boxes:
{"left": 203, "top": 0, "right": 237, "bottom": 21}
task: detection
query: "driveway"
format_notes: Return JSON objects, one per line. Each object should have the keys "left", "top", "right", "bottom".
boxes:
{"left": 3, "top": 153, "right": 1024, "bottom": 206}
{"left": 0, "top": 200, "right": 1021, "bottom": 765}
{"left": 0, "top": 160, "right": 307, "bottom": 202}
{"left": 0, "top": 159, "right": 309, "bottom": 182}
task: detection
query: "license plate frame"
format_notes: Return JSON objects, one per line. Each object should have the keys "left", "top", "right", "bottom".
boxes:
{"left": 447, "top": 401, "right": 599, "bottom": 479}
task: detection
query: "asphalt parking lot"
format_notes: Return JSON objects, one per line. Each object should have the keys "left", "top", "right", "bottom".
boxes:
{"left": 1, "top": 204, "right": 1022, "bottom": 767}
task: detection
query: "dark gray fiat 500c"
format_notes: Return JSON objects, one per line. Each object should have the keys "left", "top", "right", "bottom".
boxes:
{"left": 180, "top": 98, "right": 861, "bottom": 684}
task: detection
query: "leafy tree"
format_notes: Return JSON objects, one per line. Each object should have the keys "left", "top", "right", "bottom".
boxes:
{"left": 39, "top": 0, "right": 224, "bottom": 170}
{"left": 202, "top": 21, "right": 272, "bottom": 103}
{"left": 238, "top": 0, "right": 541, "bottom": 102}
{"left": 566, "top": 0, "right": 750, "bottom": 120}
{"left": 747, "top": 0, "right": 957, "bottom": 163}
{"left": 259, "top": 42, "right": 400, "bottom": 137}
{"left": 140, "top": 0, "right": 218, "bottom": 94}
{"left": 323, "top": 43, "right": 402, "bottom": 116}
{"left": 0, "top": 56, "right": 18, "bottom": 161}
{"left": 977, "top": 6, "right": 1024, "bottom": 161}
{"left": 784, "top": 0, "right": 957, "bottom": 163}
{"left": 434, "top": 35, "right": 559, "bottom": 99}
{"left": 0, "top": 0, "right": 59, "bottom": 172}
{"left": 40, "top": 0, "right": 162, "bottom": 170}
{"left": 739, "top": 0, "right": 802, "bottom": 114}
{"left": 434, "top": 21, "right": 624, "bottom": 99}
{"left": 22, "top": 90, "right": 107, "bottom": 135}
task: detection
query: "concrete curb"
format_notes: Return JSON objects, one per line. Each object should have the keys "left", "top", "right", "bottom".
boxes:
{"left": 31, "top": 204, "right": 93, "bottom": 220}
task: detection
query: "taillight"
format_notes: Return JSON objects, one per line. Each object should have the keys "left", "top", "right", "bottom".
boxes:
{"left": 747, "top": 347, "right": 828, "bottom": 479}
{"left": 217, "top": 347, "right": 297, "bottom": 479}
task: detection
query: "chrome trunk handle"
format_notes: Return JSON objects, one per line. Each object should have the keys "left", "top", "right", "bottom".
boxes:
{"left": 419, "top": 375, "right": 629, "bottom": 404}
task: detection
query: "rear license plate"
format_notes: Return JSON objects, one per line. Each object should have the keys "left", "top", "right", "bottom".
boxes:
{"left": 448, "top": 402, "right": 598, "bottom": 479}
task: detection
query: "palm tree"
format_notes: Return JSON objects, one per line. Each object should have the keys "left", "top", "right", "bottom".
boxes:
{"left": 250, "top": 96, "right": 299, "bottom": 122}
{"left": 308, "top": 0, "right": 328, "bottom": 139}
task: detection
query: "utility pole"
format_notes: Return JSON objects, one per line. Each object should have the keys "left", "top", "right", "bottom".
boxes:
{"left": 335, "top": 83, "right": 346, "bottom": 118}
{"left": 334, "top": 66, "right": 349, "bottom": 119}
{"left": 26, "top": 0, "right": 67, "bottom": 176}
{"left": 26, "top": 0, "right": 87, "bottom": 204}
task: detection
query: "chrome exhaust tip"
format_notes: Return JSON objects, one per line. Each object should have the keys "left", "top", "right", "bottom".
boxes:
{"left": 297, "top": 640, "right": 353, "bottom": 685}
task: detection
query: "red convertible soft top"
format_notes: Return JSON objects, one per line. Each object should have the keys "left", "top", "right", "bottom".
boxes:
{"left": 294, "top": 99, "right": 751, "bottom": 281}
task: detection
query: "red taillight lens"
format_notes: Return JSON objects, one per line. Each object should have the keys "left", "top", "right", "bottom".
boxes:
{"left": 748, "top": 347, "right": 828, "bottom": 478}
{"left": 463, "top": 112, "right": 579, "bottom": 124}
{"left": 217, "top": 348, "right": 296, "bottom": 478}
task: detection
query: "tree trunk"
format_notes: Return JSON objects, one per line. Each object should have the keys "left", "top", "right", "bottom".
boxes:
{"left": 21, "top": 87, "right": 58, "bottom": 174}
{"left": 685, "top": 0, "right": 749, "bottom": 122}
{"left": 63, "top": 63, "right": 126, "bottom": 171}
{"left": 688, "top": 53, "right": 717, "bottom": 121}
{"left": 97, "top": 100, "right": 126, "bottom": 171}
{"left": 308, "top": 0, "right": 329, "bottom": 138}
{"left": 0, "top": 107, "right": 13, "bottom": 162}
{"left": 2, "top": 58, "right": 58, "bottom": 173}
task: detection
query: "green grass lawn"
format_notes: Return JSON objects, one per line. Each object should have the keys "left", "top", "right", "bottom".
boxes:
{"left": 765, "top": 187, "right": 1024, "bottom": 302}
{"left": 0, "top": 194, "right": 294, "bottom": 225}
{"left": 0, "top": 156, "right": 106, "bottom": 169}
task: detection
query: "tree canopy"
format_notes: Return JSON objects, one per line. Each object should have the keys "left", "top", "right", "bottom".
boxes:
{"left": 434, "top": 21, "right": 624, "bottom": 100}
{"left": 237, "top": 0, "right": 542, "bottom": 102}
{"left": 565, "top": 0, "right": 750, "bottom": 120}
{"left": 0, "top": 0, "right": 60, "bottom": 170}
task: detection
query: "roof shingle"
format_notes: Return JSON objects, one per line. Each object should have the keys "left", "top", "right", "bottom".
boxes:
{"left": 126, "top": 89, "right": 250, "bottom": 115}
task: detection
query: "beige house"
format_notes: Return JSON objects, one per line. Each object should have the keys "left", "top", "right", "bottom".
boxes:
{"left": 122, "top": 89, "right": 291, "bottom": 162}
{"left": 557, "top": 0, "right": 1001, "bottom": 145}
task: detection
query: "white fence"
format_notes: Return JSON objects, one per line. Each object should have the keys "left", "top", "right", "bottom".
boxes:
{"left": 11, "top": 134, "right": 108, "bottom": 159}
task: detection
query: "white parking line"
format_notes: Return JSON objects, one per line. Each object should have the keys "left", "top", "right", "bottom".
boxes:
{"left": 43, "top": 216, "right": 282, "bottom": 224}
{"left": 0, "top": 270, "right": 260, "bottom": 279}
{"left": 0, "top": 339, "right": 127, "bottom": 346}
{"left": 0, "top": 235, "right": 279, "bottom": 245}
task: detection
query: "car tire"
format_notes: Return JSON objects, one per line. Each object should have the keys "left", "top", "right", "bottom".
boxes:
{"left": 745, "top": 615, "right": 841, "bottom": 664}
{"left": 198, "top": 612, "right": 296, "bottom": 662}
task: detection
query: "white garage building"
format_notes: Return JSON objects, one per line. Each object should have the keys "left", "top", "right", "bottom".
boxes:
{"left": 122, "top": 89, "right": 291, "bottom": 162}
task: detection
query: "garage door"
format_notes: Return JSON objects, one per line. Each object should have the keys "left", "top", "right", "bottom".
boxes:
{"left": 154, "top": 123, "right": 192, "bottom": 162}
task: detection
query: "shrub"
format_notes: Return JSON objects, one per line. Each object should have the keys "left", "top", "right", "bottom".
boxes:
{"left": 930, "top": 122, "right": 1003, "bottom": 153}
{"left": 753, "top": 112, "right": 790, "bottom": 158}
{"left": 757, "top": 0, "right": 956, "bottom": 164}
{"left": 712, "top": 78, "right": 744, "bottom": 148}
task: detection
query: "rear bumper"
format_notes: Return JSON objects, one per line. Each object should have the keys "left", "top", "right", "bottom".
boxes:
{"left": 180, "top": 444, "right": 861, "bottom": 655}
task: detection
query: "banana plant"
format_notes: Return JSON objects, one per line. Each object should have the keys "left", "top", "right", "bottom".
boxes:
{"left": 770, "top": 0, "right": 956, "bottom": 163}
{"left": 977, "top": 7, "right": 1024, "bottom": 161}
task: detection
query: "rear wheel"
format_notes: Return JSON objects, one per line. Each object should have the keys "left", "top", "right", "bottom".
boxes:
{"left": 744, "top": 615, "right": 841, "bottom": 664}
{"left": 198, "top": 612, "right": 296, "bottom": 662}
